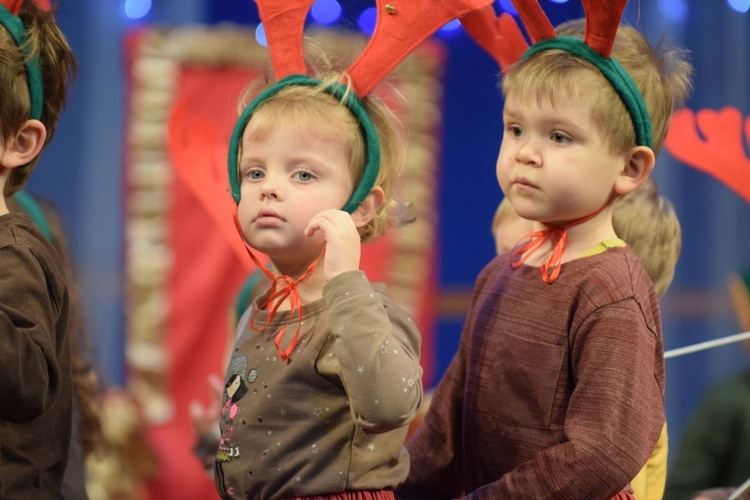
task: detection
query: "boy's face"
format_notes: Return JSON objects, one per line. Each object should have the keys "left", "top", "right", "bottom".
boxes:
{"left": 496, "top": 92, "right": 625, "bottom": 226}
{"left": 236, "top": 120, "right": 353, "bottom": 263}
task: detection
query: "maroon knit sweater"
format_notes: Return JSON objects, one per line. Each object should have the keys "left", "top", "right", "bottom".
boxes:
{"left": 399, "top": 246, "right": 664, "bottom": 499}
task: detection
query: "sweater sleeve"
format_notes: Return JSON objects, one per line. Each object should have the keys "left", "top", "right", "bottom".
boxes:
{"left": 0, "top": 244, "right": 62, "bottom": 422}
{"left": 469, "top": 298, "right": 664, "bottom": 499}
{"left": 323, "top": 270, "right": 423, "bottom": 433}
{"left": 397, "top": 261, "right": 498, "bottom": 500}
{"left": 396, "top": 323, "right": 470, "bottom": 500}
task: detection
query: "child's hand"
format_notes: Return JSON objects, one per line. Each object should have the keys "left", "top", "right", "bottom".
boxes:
{"left": 189, "top": 373, "right": 223, "bottom": 442}
{"left": 305, "top": 209, "right": 361, "bottom": 281}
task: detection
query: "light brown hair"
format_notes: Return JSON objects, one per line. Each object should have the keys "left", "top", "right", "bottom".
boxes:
{"left": 0, "top": 2, "right": 76, "bottom": 196}
{"left": 612, "top": 177, "right": 681, "bottom": 297}
{"left": 502, "top": 20, "right": 692, "bottom": 157}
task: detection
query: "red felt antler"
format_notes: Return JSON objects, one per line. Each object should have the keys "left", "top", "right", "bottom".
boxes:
{"left": 256, "top": 0, "right": 315, "bottom": 81}
{"left": 664, "top": 106, "right": 750, "bottom": 204}
{"left": 347, "top": 0, "right": 495, "bottom": 97}
{"left": 581, "top": 0, "right": 628, "bottom": 58}
{"left": 459, "top": 6, "right": 528, "bottom": 74}
{"left": 0, "top": 0, "right": 22, "bottom": 15}
{"left": 509, "top": 0, "right": 555, "bottom": 44}
{"left": 255, "top": 0, "right": 495, "bottom": 98}
{"left": 462, "top": 0, "right": 629, "bottom": 74}
{"left": 0, "top": 0, "right": 51, "bottom": 15}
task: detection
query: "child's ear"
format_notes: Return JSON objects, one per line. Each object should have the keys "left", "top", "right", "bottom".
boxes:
{"left": 1, "top": 120, "right": 46, "bottom": 169}
{"left": 614, "top": 145, "right": 655, "bottom": 196}
{"left": 351, "top": 186, "right": 385, "bottom": 228}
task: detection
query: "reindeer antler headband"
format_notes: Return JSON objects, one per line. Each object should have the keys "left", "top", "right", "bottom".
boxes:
{"left": 228, "top": 0, "right": 495, "bottom": 213}
{"left": 0, "top": 0, "right": 47, "bottom": 120}
{"left": 460, "top": 0, "right": 653, "bottom": 149}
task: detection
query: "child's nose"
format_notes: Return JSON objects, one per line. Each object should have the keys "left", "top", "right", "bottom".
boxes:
{"left": 260, "top": 175, "right": 281, "bottom": 199}
{"left": 515, "top": 138, "right": 541, "bottom": 166}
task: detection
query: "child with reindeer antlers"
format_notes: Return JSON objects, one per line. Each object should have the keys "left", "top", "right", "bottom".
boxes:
{"left": 215, "top": 1, "right": 493, "bottom": 498}
{"left": 398, "top": 1, "right": 692, "bottom": 498}
{"left": 0, "top": 0, "right": 77, "bottom": 497}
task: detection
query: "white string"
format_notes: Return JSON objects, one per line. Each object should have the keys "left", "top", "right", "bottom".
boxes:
{"left": 728, "top": 474, "right": 750, "bottom": 500}
{"left": 664, "top": 331, "right": 750, "bottom": 359}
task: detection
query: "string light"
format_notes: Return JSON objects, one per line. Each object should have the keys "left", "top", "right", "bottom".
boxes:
{"left": 311, "top": 0, "right": 342, "bottom": 25}
{"left": 123, "top": 0, "right": 151, "bottom": 20}
{"left": 728, "top": 0, "right": 750, "bottom": 13}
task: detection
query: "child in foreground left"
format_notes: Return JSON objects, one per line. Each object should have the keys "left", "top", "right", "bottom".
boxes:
{"left": 0, "top": 0, "right": 77, "bottom": 497}
{"left": 214, "top": 1, "right": 494, "bottom": 498}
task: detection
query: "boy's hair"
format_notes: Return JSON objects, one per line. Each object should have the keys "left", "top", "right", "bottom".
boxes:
{"left": 1, "top": 2, "right": 76, "bottom": 197}
{"left": 501, "top": 20, "right": 692, "bottom": 156}
{"left": 612, "top": 177, "right": 681, "bottom": 297}
{"left": 240, "top": 71, "right": 410, "bottom": 243}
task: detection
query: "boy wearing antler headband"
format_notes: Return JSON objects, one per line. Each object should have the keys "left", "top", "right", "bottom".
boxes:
{"left": 216, "top": 1, "right": 493, "bottom": 498}
{"left": 0, "top": 0, "right": 77, "bottom": 497}
{"left": 400, "top": 1, "right": 692, "bottom": 498}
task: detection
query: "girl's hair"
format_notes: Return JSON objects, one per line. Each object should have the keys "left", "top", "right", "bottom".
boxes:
{"left": 0, "top": 2, "right": 77, "bottom": 197}
{"left": 239, "top": 52, "right": 412, "bottom": 243}
{"left": 226, "top": 373, "right": 249, "bottom": 403}
{"left": 502, "top": 21, "right": 692, "bottom": 156}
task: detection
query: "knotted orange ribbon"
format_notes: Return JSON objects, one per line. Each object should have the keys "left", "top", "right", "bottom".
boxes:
{"left": 511, "top": 199, "right": 612, "bottom": 283}
{"left": 511, "top": 225, "right": 568, "bottom": 283}
{"left": 233, "top": 210, "right": 321, "bottom": 360}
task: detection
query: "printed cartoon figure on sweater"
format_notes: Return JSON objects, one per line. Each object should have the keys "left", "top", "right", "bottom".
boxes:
{"left": 213, "top": 1, "right": 493, "bottom": 498}
{"left": 398, "top": 1, "right": 693, "bottom": 499}
{"left": 217, "top": 356, "right": 255, "bottom": 463}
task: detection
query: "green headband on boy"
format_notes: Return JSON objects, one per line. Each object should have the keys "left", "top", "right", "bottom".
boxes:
{"left": 0, "top": 5, "right": 43, "bottom": 120}
{"left": 227, "top": 74, "right": 381, "bottom": 214}
{"left": 523, "top": 36, "right": 653, "bottom": 150}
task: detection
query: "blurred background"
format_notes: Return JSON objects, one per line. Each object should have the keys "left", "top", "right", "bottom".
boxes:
{"left": 24, "top": 0, "right": 750, "bottom": 498}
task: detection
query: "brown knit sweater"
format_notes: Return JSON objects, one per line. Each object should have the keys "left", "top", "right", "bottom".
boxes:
{"left": 399, "top": 246, "right": 664, "bottom": 499}
{"left": 216, "top": 270, "right": 423, "bottom": 499}
{"left": 0, "top": 213, "right": 72, "bottom": 499}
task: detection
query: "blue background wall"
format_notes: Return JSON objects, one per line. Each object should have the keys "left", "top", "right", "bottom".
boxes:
{"left": 26, "top": 0, "right": 750, "bottom": 470}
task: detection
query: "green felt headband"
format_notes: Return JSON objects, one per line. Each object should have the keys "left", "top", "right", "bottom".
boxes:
{"left": 227, "top": 74, "right": 381, "bottom": 214}
{"left": 0, "top": 5, "right": 43, "bottom": 120}
{"left": 523, "top": 36, "right": 653, "bottom": 150}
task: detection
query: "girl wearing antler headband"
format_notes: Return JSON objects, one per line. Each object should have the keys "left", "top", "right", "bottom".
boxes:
{"left": 220, "top": 59, "right": 422, "bottom": 500}
{"left": 0, "top": 0, "right": 77, "bottom": 498}
{"left": 400, "top": 1, "right": 692, "bottom": 499}
{"left": 215, "top": 1, "right": 494, "bottom": 498}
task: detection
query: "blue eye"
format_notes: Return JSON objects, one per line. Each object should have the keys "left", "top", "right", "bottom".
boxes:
{"left": 250, "top": 170, "right": 264, "bottom": 180}
{"left": 294, "top": 170, "right": 315, "bottom": 181}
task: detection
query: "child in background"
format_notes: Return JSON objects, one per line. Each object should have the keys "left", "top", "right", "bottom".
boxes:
{"left": 216, "top": 54, "right": 423, "bottom": 498}
{"left": 399, "top": 2, "right": 692, "bottom": 497}
{"left": 0, "top": 1, "right": 77, "bottom": 497}
{"left": 491, "top": 175, "right": 680, "bottom": 500}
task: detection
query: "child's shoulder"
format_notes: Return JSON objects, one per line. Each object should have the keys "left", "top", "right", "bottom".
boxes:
{"left": 0, "top": 212, "right": 47, "bottom": 248}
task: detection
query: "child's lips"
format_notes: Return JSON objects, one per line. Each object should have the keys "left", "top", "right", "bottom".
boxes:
{"left": 513, "top": 176, "right": 538, "bottom": 189}
{"left": 254, "top": 208, "right": 285, "bottom": 224}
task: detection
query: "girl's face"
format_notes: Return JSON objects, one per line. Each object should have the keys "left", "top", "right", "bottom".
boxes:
{"left": 236, "top": 120, "right": 353, "bottom": 267}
